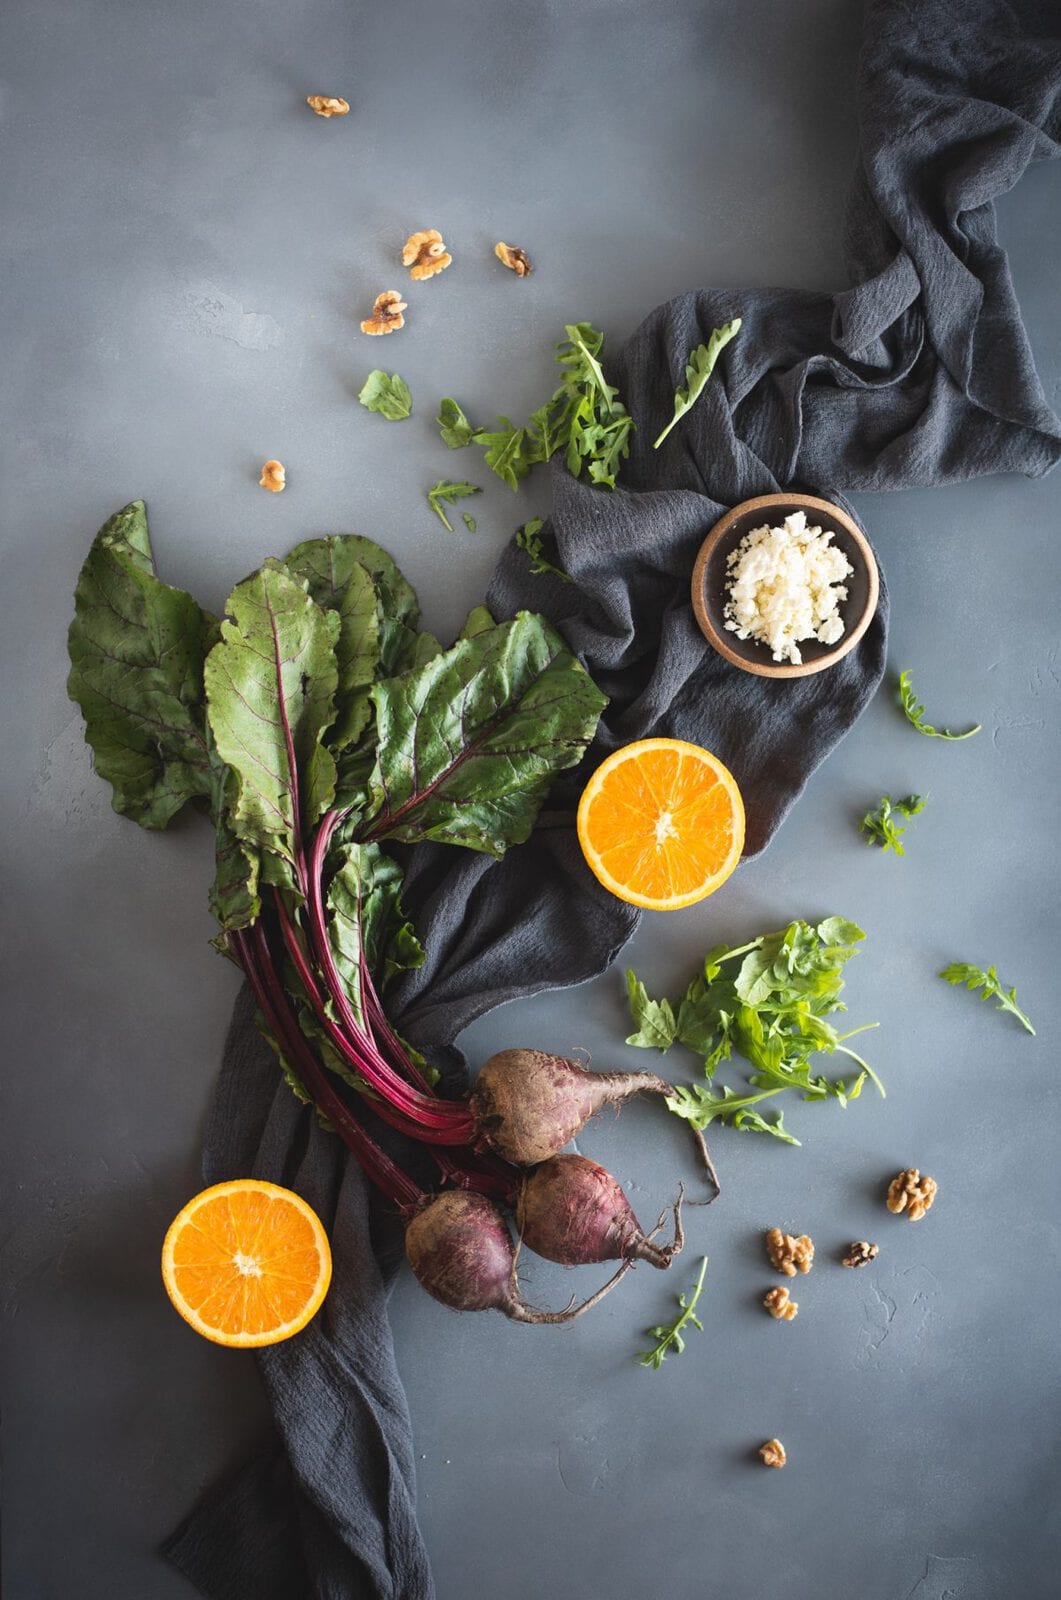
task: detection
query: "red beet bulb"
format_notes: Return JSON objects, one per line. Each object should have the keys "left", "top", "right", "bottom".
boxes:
{"left": 516, "top": 1154, "right": 685, "bottom": 1270}
{"left": 404, "top": 1189, "right": 632, "bottom": 1323}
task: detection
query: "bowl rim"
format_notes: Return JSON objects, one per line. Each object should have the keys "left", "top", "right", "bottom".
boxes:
{"left": 690, "top": 491, "right": 880, "bottom": 680}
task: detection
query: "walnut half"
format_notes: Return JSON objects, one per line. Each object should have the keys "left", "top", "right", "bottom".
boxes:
{"left": 306, "top": 95, "right": 350, "bottom": 118}
{"left": 495, "top": 241, "right": 532, "bottom": 276}
{"left": 763, "top": 1286, "right": 798, "bottom": 1321}
{"left": 259, "top": 459, "right": 286, "bottom": 493}
{"left": 886, "top": 1169, "right": 937, "bottom": 1222}
{"left": 766, "top": 1226, "right": 814, "bottom": 1276}
{"left": 759, "top": 1438, "right": 787, "bottom": 1469}
{"left": 361, "top": 290, "right": 407, "bottom": 336}
{"left": 402, "top": 229, "right": 452, "bottom": 281}
{"left": 842, "top": 1241, "right": 879, "bottom": 1268}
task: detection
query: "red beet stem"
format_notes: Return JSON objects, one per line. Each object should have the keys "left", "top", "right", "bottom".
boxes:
{"left": 273, "top": 890, "right": 472, "bottom": 1142}
{"left": 232, "top": 923, "right": 423, "bottom": 1212}
{"left": 296, "top": 822, "right": 474, "bottom": 1141}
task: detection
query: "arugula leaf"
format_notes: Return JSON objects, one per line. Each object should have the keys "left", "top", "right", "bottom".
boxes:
{"left": 665, "top": 1084, "right": 801, "bottom": 1144}
{"left": 860, "top": 794, "right": 926, "bottom": 856}
{"left": 360, "top": 611, "right": 607, "bottom": 856}
{"left": 428, "top": 480, "right": 481, "bottom": 531}
{"left": 438, "top": 397, "right": 477, "bottom": 449}
{"left": 625, "top": 919, "right": 882, "bottom": 1146}
{"left": 525, "top": 394, "right": 569, "bottom": 464}
{"left": 653, "top": 318, "right": 742, "bottom": 449}
{"left": 514, "top": 517, "right": 571, "bottom": 583}
{"left": 67, "top": 501, "right": 219, "bottom": 829}
{"left": 555, "top": 323, "right": 634, "bottom": 489}
{"left": 358, "top": 370, "right": 412, "bottom": 421}
{"left": 471, "top": 419, "right": 532, "bottom": 491}
{"left": 939, "top": 962, "right": 1035, "bottom": 1035}
{"left": 639, "top": 1257, "right": 708, "bottom": 1369}
{"left": 203, "top": 560, "right": 339, "bottom": 884}
{"left": 462, "top": 511, "right": 477, "bottom": 533}
{"left": 898, "top": 669, "right": 981, "bottom": 740}
{"left": 625, "top": 970, "right": 677, "bottom": 1050}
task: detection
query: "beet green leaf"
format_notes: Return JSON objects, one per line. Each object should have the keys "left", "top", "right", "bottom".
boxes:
{"left": 67, "top": 500, "right": 219, "bottom": 829}
{"left": 362, "top": 611, "right": 607, "bottom": 856}
{"left": 204, "top": 560, "right": 339, "bottom": 884}
{"left": 284, "top": 537, "right": 381, "bottom": 751}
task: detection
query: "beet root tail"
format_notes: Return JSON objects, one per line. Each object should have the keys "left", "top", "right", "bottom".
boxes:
{"left": 500, "top": 1259, "right": 634, "bottom": 1324}
{"left": 629, "top": 1183, "right": 686, "bottom": 1269}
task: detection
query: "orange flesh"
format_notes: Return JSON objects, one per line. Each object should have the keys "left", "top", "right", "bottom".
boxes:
{"left": 577, "top": 739, "right": 744, "bottom": 910}
{"left": 162, "top": 1181, "right": 331, "bottom": 1346}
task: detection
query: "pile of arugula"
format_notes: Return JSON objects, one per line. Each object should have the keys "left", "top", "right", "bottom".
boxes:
{"left": 625, "top": 918, "right": 883, "bottom": 1146}
{"left": 438, "top": 322, "right": 635, "bottom": 492}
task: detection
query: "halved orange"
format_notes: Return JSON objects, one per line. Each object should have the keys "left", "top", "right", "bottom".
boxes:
{"left": 161, "top": 1179, "right": 332, "bottom": 1348}
{"left": 576, "top": 737, "right": 745, "bottom": 910}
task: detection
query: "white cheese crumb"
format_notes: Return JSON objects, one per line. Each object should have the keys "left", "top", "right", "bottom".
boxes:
{"left": 722, "top": 510, "right": 853, "bottom": 665}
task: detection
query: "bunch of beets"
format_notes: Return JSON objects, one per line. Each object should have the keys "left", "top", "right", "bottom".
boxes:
{"left": 68, "top": 507, "right": 711, "bottom": 1323}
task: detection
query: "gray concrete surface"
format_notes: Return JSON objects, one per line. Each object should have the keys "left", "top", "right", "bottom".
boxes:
{"left": 2, "top": 1, "right": 1059, "bottom": 1596}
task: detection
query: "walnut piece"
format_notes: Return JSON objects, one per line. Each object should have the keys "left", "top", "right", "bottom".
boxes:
{"left": 259, "top": 459, "right": 286, "bottom": 493}
{"left": 842, "top": 1240, "right": 879, "bottom": 1268}
{"left": 766, "top": 1226, "right": 814, "bottom": 1276}
{"left": 886, "top": 1169, "right": 937, "bottom": 1222}
{"left": 306, "top": 95, "right": 350, "bottom": 118}
{"left": 759, "top": 1438, "right": 786, "bottom": 1469}
{"left": 402, "top": 229, "right": 452, "bottom": 281}
{"left": 763, "top": 1286, "right": 798, "bottom": 1321}
{"left": 361, "top": 290, "right": 407, "bottom": 336}
{"left": 495, "top": 241, "right": 532, "bottom": 276}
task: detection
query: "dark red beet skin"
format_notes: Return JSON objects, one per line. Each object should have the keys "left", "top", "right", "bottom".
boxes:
{"left": 516, "top": 1154, "right": 685, "bottom": 1270}
{"left": 405, "top": 1191, "right": 516, "bottom": 1313}
{"left": 470, "top": 1049, "right": 677, "bottom": 1167}
{"left": 404, "top": 1189, "right": 633, "bottom": 1323}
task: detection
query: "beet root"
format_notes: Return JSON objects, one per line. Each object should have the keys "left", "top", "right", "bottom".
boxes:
{"left": 404, "top": 1189, "right": 633, "bottom": 1323}
{"left": 516, "top": 1154, "right": 685, "bottom": 1270}
{"left": 470, "top": 1049, "right": 679, "bottom": 1168}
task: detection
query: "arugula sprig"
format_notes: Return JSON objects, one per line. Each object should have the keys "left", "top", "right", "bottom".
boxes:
{"left": 358, "top": 370, "right": 412, "bottom": 421}
{"left": 625, "top": 918, "right": 883, "bottom": 1145}
{"left": 653, "top": 319, "right": 742, "bottom": 449}
{"left": 437, "top": 397, "right": 476, "bottom": 448}
{"left": 639, "top": 1257, "right": 708, "bottom": 1369}
{"left": 665, "top": 1084, "right": 801, "bottom": 1145}
{"left": 514, "top": 517, "right": 571, "bottom": 584}
{"left": 436, "top": 321, "right": 634, "bottom": 494}
{"left": 860, "top": 794, "right": 926, "bottom": 855}
{"left": 427, "top": 480, "right": 481, "bottom": 531}
{"left": 939, "top": 962, "right": 1035, "bottom": 1035}
{"left": 898, "top": 669, "right": 981, "bottom": 740}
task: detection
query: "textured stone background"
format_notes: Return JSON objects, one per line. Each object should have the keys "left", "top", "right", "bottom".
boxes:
{"left": 2, "top": 2, "right": 1059, "bottom": 1596}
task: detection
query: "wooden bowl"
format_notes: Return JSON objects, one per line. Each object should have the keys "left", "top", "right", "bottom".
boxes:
{"left": 690, "top": 492, "right": 879, "bottom": 680}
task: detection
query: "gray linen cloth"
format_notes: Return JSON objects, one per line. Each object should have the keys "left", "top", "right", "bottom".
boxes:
{"left": 165, "top": 2, "right": 1061, "bottom": 1595}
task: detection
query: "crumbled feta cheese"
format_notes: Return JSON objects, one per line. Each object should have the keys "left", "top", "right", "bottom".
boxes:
{"left": 722, "top": 510, "right": 853, "bottom": 665}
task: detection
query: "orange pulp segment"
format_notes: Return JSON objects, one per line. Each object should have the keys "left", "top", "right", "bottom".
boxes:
{"left": 576, "top": 737, "right": 745, "bottom": 910}
{"left": 161, "top": 1179, "right": 332, "bottom": 1348}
